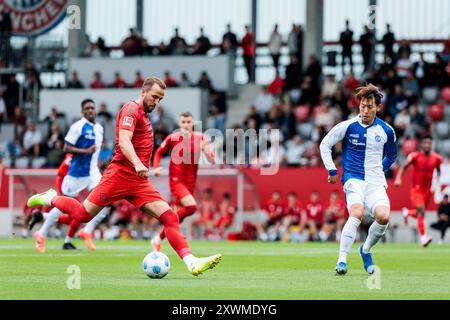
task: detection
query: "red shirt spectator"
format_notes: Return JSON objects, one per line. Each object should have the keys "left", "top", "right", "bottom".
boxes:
{"left": 112, "top": 72, "right": 127, "bottom": 88}
{"left": 133, "top": 71, "right": 145, "bottom": 88}
{"left": 90, "top": 72, "right": 106, "bottom": 89}
{"left": 267, "top": 72, "right": 285, "bottom": 95}
{"left": 343, "top": 71, "right": 360, "bottom": 92}
{"left": 163, "top": 71, "right": 178, "bottom": 87}
{"left": 241, "top": 28, "right": 255, "bottom": 57}
{"left": 284, "top": 192, "right": 303, "bottom": 223}
{"left": 266, "top": 191, "right": 286, "bottom": 221}
{"left": 305, "top": 191, "right": 324, "bottom": 225}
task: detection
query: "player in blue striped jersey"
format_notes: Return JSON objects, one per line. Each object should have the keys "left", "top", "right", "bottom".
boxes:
{"left": 320, "top": 84, "right": 397, "bottom": 275}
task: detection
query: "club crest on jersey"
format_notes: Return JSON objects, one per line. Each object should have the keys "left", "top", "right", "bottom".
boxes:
{"left": 375, "top": 135, "right": 382, "bottom": 143}
{"left": 122, "top": 116, "right": 134, "bottom": 127}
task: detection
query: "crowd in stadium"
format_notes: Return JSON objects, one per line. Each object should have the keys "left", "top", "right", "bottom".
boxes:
{"left": 2, "top": 20, "right": 450, "bottom": 241}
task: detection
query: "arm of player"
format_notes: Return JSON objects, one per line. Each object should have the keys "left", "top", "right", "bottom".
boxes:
{"left": 319, "top": 122, "right": 347, "bottom": 184}
{"left": 153, "top": 135, "right": 172, "bottom": 176}
{"left": 201, "top": 135, "right": 216, "bottom": 164}
{"left": 119, "top": 129, "right": 148, "bottom": 177}
{"left": 63, "top": 123, "right": 95, "bottom": 154}
{"left": 382, "top": 128, "right": 397, "bottom": 174}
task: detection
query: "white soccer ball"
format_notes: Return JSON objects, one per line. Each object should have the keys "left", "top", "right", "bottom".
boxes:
{"left": 142, "top": 251, "right": 170, "bottom": 279}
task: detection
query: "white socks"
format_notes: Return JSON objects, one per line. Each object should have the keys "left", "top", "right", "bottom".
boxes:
{"left": 338, "top": 216, "right": 361, "bottom": 263}
{"left": 38, "top": 207, "right": 62, "bottom": 238}
{"left": 182, "top": 254, "right": 197, "bottom": 267}
{"left": 82, "top": 207, "right": 109, "bottom": 234}
{"left": 64, "top": 236, "right": 73, "bottom": 244}
{"left": 363, "top": 221, "right": 388, "bottom": 254}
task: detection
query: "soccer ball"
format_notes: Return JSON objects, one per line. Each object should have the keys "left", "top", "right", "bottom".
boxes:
{"left": 142, "top": 251, "right": 170, "bottom": 279}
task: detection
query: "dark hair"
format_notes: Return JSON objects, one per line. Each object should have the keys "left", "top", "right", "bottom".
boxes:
{"left": 223, "top": 192, "right": 230, "bottom": 199}
{"left": 179, "top": 112, "right": 193, "bottom": 118}
{"left": 354, "top": 83, "right": 383, "bottom": 106}
{"left": 288, "top": 192, "right": 297, "bottom": 197}
{"left": 81, "top": 99, "right": 95, "bottom": 109}
{"left": 421, "top": 134, "right": 433, "bottom": 141}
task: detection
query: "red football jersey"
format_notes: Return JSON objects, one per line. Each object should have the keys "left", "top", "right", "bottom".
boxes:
{"left": 284, "top": 200, "right": 303, "bottom": 221}
{"left": 409, "top": 151, "right": 442, "bottom": 192}
{"left": 57, "top": 153, "right": 73, "bottom": 178}
{"left": 112, "top": 101, "right": 154, "bottom": 168}
{"left": 305, "top": 201, "right": 324, "bottom": 223}
{"left": 153, "top": 131, "right": 212, "bottom": 180}
{"left": 266, "top": 199, "right": 286, "bottom": 219}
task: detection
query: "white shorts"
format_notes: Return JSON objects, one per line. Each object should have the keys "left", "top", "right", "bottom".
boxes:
{"left": 343, "top": 179, "right": 390, "bottom": 218}
{"left": 61, "top": 173, "right": 102, "bottom": 197}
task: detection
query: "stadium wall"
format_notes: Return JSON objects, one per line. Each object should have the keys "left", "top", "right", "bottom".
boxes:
{"left": 39, "top": 88, "right": 207, "bottom": 123}
{"left": 68, "top": 55, "right": 237, "bottom": 95}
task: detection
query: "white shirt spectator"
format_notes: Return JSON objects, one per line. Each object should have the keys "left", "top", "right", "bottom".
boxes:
{"left": 394, "top": 109, "right": 411, "bottom": 128}
{"left": 0, "top": 96, "right": 5, "bottom": 120}
{"left": 23, "top": 129, "right": 42, "bottom": 150}
{"left": 268, "top": 32, "right": 282, "bottom": 55}
{"left": 396, "top": 58, "right": 413, "bottom": 78}
{"left": 285, "top": 138, "right": 306, "bottom": 165}
{"left": 322, "top": 78, "right": 339, "bottom": 98}
{"left": 254, "top": 91, "right": 274, "bottom": 115}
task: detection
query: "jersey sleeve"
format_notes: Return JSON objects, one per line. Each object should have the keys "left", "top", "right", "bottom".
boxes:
{"left": 64, "top": 122, "right": 82, "bottom": 146}
{"left": 153, "top": 134, "right": 172, "bottom": 168}
{"left": 118, "top": 103, "right": 139, "bottom": 132}
{"left": 319, "top": 121, "right": 348, "bottom": 176}
{"left": 382, "top": 126, "right": 398, "bottom": 172}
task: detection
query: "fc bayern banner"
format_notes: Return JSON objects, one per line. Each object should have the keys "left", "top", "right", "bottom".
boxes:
{"left": 0, "top": 0, "right": 68, "bottom": 37}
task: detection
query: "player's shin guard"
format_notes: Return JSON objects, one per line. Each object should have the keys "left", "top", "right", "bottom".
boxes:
{"left": 39, "top": 207, "right": 63, "bottom": 237}
{"left": 158, "top": 209, "right": 192, "bottom": 259}
{"left": 362, "top": 221, "right": 388, "bottom": 253}
{"left": 51, "top": 196, "right": 92, "bottom": 223}
{"left": 159, "top": 205, "right": 197, "bottom": 240}
{"left": 338, "top": 216, "right": 361, "bottom": 263}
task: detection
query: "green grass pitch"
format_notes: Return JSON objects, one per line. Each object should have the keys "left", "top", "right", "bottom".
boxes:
{"left": 1, "top": 239, "right": 450, "bottom": 300}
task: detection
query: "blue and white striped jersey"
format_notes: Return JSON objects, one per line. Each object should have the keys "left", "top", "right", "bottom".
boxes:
{"left": 64, "top": 117, "right": 104, "bottom": 178}
{"left": 320, "top": 116, "right": 397, "bottom": 188}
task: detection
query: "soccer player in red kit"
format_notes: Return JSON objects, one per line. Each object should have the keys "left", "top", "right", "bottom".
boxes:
{"left": 27, "top": 77, "right": 222, "bottom": 276}
{"left": 395, "top": 135, "right": 442, "bottom": 247}
{"left": 151, "top": 112, "right": 216, "bottom": 250}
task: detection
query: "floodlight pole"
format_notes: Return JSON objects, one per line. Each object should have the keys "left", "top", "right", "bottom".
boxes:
{"left": 136, "top": 0, "right": 144, "bottom": 36}
{"left": 304, "top": 0, "right": 324, "bottom": 69}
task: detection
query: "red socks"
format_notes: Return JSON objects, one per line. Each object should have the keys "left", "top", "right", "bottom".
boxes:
{"left": 159, "top": 205, "right": 197, "bottom": 240}
{"left": 408, "top": 209, "right": 417, "bottom": 218}
{"left": 417, "top": 214, "right": 425, "bottom": 236}
{"left": 51, "top": 196, "right": 92, "bottom": 223}
{"left": 57, "top": 214, "right": 72, "bottom": 225}
{"left": 67, "top": 220, "right": 81, "bottom": 238}
{"left": 158, "top": 209, "right": 191, "bottom": 258}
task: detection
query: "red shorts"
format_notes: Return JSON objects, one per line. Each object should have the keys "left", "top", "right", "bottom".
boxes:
{"left": 170, "top": 177, "right": 195, "bottom": 205}
{"left": 410, "top": 188, "right": 431, "bottom": 208}
{"left": 216, "top": 215, "right": 233, "bottom": 228}
{"left": 87, "top": 162, "right": 164, "bottom": 209}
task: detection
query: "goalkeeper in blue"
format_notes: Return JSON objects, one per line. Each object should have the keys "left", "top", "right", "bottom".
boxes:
{"left": 320, "top": 84, "right": 397, "bottom": 275}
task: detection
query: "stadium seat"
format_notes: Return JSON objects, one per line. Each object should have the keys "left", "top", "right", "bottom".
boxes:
{"left": 401, "top": 138, "right": 419, "bottom": 156}
{"left": 32, "top": 157, "right": 47, "bottom": 168}
{"left": 441, "top": 86, "right": 450, "bottom": 103}
{"left": 423, "top": 86, "right": 440, "bottom": 103}
{"left": 293, "top": 105, "right": 310, "bottom": 123}
{"left": 428, "top": 103, "right": 444, "bottom": 122}
{"left": 0, "top": 123, "right": 15, "bottom": 141}
{"left": 435, "top": 122, "right": 450, "bottom": 138}
{"left": 14, "top": 157, "right": 30, "bottom": 168}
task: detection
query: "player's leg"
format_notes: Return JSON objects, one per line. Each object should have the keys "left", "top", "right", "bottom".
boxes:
{"left": 336, "top": 180, "right": 365, "bottom": 275}
{"left": 62, "top": 219, "right": 81, "bottom": 250}
{"left": 78, "top": 207, "right": 110, "bottom": 251}
{"left": 140, "top": 198, "right": 222, "bottom": 276}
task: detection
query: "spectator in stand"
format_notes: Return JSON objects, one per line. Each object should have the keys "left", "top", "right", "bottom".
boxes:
{"left": 111, "top": 72, "right": 127, "bottom": 88}
{"left": 45, "top": 123, "right": 63, "bottom": 152}
{"left": 320, "top": 190, "right": 347, "bottom": 241}
{"left": 299, "top": 75, "right": 320, "bottom": 106}
{"left": 430, "top": 195, "right": 450, "bottom": 245}
{"left": 133, "top": 71, "right": 145, "bottom": 88}
{"left": 393, "top": 106, "right": 410, "bottom": 138}
{"left": 179, "top": 72, "right": 193, "bottom": 87}
{"left": 285, "top": 53, "right": 302, "bottom": 91}
{"left": 382, "top": 23, "right": 395, "bottom": 61}
{"left": 153, "top": 121, "right": 170, "bottom": 154}
{"left": 43, "top": 107, "right": 67, "bottom": 133}
{"left": 221, "top": 23, "right": 238, "bottom": 56}
{"left": 23, "top": 123, "right": 42, "bottom": 157}
{"left": 413, "top": 52, "right": 431, "bottom": 89}
{"left": 243, "top": 105, "right": 262, "bottom": 130}
{"left": 285, "top": 134, "right": 307, "bottom": 166}
{"left": 193, "top": 27, "right": 211, "bottom": 55}
{"left": 287, "top": 24, "right": 298, "bottom": 58}
{"left": 4, "top": 75, "right": 19, "bottom": 119}
{"left": 305, "top": 54, "right": 322, "bottom": 88}
{"left": 388, "top": 83, "right": 408, "bottom": 118}
{"left": 342, "top": 70, "right": 360, "bottom": 94}
{"left": 281, "top": 192, "right": 304, "bottom": 241}
{"left": 0, "top": 7, "right": 13, "bottom": 67}
{"left": 141, "top": 39, "right": 153, "bottom": 56}
{"left": 296, "top": 25, "right": 304, "bottom": 68}
{"left": 155, "top": 41, "right": 170, "bottom": 56}
{"left": 46, "top": 139, "right": 65, "bottom": 167}
{"left": 280, "top": 102, "right": 296, "bottom": 139}
{"left": 360, "top": 25, "right": 375, "bottom": 72}
{"left": 191, "top": 188, "right": 216, "bottom": 240}
{"left": 321, "top": 74, "right": 339, "bottom": 99}
{"left": 241, "top": 25, "right": 255, "bottom": 83}
{"left": 163, "top": 71, "right": 178, "bottom": 87}
{"left": 214, "top": 192, "right": 236, "bottom": 240}
{"left": 67, "top": 71, "right": 84, "bottom": 89}
{"left": 90, "top": 71, "right": 106, "bottom": 89}
{"left": 339, "top": 20, "right": 354, "bottom": 73}
{"left": 197, "top": 71, "right": 215, "bottom": 93}
{"left": 429, "top": 54, "right": 450, "bottom": 87}
{"left": 0, "top": 90, "right": 5, "bottom": 123}
{"left": 409, "top": 102, "right": 426, "bottom": 136}
{"left": 402, "top": 69, "right": 420, "bottom": 98}
{"left": 254, "top": 86, "right": 275, "bottom": 116}
{"left": 267, "top": 70, "right": 285, "bottom": 96}
{"left": 268, "top": 24, "right": 282, "bottom": 72}
{"left": 12, "top": 106, "right": 26, "bottom": 126}
{"left": 397, "top": 39, "right": 411, "bottom": 59}
{"left": 97, "top": 103, "right": 113, "bottom": 124}
{"left": 396, "top": 51, "right": 413, "bottom": 78}
{"left": 121, "top": 28, "right": 142, "bottom": 56}
{"left": 169, "top": 27, "right": 188, "bottom": 55}
{"left": 99, "top": 139, "right": 113, "bottom": 169}
{"left": 151, "top": 106, "right": 175, "bottom": 133}
{"left": 314, "top": 100, "right": 336, "bottom": 133}
{"left": 304, "top": 191, "right": 324, "bottom": 241}
{"left": 96, "top": 37, "right": 109, "bottom": 57}
{"left": 256, "top": 191, "right": 286, "bottom": 241}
